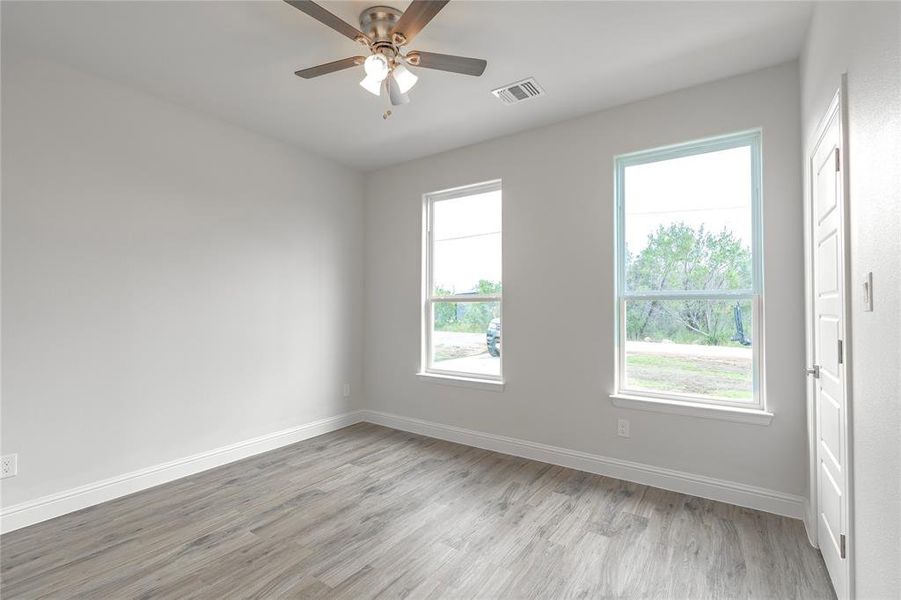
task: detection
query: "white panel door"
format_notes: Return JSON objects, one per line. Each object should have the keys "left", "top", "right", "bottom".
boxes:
{"left": 810, "top": 93, "right": 849, "bottom": 599}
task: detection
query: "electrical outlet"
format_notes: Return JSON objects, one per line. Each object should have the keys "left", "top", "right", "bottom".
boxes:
{"left": 343, "top": 383, "right": 351, "bottom": 398}
{"left": 1, "top": 454, "right": 18, "bottom": 479}
{"left": 617, "top": 419, "right": 630, "bottom": 438}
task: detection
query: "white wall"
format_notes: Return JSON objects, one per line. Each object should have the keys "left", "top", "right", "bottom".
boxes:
{"left": 0, "top": 54, "right": 364, "bottom": 508}
{"left": 801, "top": 3, "right": 901, "bottom": 597}
{"left": 364, "top": 63, "right": 807, "bottom": 497}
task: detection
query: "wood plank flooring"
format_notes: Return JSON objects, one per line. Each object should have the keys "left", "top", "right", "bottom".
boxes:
{"left": 1, "top": 423, "right": 835, "bottom": 599}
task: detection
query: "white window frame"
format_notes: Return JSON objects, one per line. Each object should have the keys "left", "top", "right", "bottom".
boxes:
{"left": 421, "top": 180, "right": 503, "bottom": 384}
{"left": 613, "top": 130, "right": 766, "bottom": 412}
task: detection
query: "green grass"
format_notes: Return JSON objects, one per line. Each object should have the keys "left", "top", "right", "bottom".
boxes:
{"left": 626, "top": 352, "right": 753, "bottom": 401}
{"left": 628, "top": 354, "right": 749, "bottom": 381}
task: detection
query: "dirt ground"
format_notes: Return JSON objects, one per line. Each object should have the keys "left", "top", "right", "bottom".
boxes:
{"left": 432, "top": 331, "right": 487, "bottom": 361}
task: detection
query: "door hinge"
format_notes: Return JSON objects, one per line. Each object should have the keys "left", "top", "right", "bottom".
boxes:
{"left": 838, "top": 339, "right": 844, "bottom": 364}
{"left": 834, "top": 147, "right": 841, "bottom": 172}
{"left": 807, "top": 365, "right": 821, "bottom": 378}
{"left": 840, "top": 534, "right": 847, "bottom": 559}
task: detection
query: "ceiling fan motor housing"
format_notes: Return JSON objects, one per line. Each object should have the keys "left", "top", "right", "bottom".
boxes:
{"left": 359, "top": 6, "right": 402, "bottom": 43}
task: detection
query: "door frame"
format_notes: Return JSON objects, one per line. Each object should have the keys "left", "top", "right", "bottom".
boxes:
{"left": 804, "top": 76, "right": 854, "bottom": 599}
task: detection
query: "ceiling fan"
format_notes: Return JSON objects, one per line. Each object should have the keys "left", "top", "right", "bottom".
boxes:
{"left": 284, "top": 0, "right": 487, "bottom": 107}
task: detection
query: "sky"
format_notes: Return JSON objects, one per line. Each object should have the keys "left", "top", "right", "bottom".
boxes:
{"left": 624, "top": 145, "right": 752, "bottom": 255}
{"left": 432, "top": 190, "right": 502, "bottom": 294}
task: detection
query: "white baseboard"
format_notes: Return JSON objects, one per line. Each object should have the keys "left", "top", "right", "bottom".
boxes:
{"left": 361, "top": 410, "right": 806, "bottom": 519}
{"left": 1, "top": 408, "right": 806, "bottom": 535}
{"left": 0, "top": 411, "right": 364, "bottom": 534}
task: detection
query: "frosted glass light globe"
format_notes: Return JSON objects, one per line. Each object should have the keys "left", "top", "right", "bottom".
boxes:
{"left": 359, "top": 75, "right": 382, "bottom": 96}
{"left": 364, "top": 54, "right": 389, "bottom": 82}
{"left": 392, "top": 64, "right": 418, "bottom": 94}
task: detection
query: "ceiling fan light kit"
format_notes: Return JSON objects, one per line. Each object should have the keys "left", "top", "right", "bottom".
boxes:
{"left": 363, "top": 53, "right": 390, "bottom": 81}
{"left": 386, "top": 74, "right": 410, "bottom": 105}
{"left": 286, "top": 0, "right": 487, "bottom": 111}
{"left": 360, "top": 74, "right": 383, "bottom": 96}
{"left": 392, "top": 64, "right": 418, "bottom": 94}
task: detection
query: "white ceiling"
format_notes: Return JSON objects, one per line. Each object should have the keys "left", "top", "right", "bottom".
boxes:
{"left": 2, "top": 1, "right": 812, "bottom": 170}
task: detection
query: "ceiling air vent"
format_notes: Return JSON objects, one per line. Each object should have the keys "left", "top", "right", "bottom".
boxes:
{"left": 491, "top": 77, "right": 544, "bottom": 105}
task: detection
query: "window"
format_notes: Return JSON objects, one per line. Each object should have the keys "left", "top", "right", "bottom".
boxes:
{"left": 614, "top": 131, "right": 763, "bottom": 409}
{"left": 422, "top": 180, "right": 502, "bottom": 382}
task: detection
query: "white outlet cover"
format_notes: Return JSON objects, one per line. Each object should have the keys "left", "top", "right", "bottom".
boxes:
{"left": 617, "top": 419, "right": 630, "bottom": 438}
{"left": 1, "top": 454, "right": 18, "bottom": 478}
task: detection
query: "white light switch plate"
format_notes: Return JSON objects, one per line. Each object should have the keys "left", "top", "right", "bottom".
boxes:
{"left": 863, "top": 272, "right": 873, "bottom": 312}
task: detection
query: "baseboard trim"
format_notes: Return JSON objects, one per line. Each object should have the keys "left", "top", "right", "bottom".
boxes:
{"left": 361, "top": 410, "right": 805, "bottom": 519}
{"left": 0, "top": 411, "right": 364, "bottom": 534}
{"left": 1, "top": 408, "right": 805, "bottom": 534}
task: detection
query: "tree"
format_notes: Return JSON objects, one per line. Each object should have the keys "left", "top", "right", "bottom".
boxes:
{"left": 433, "top": 280, "right": 502, "bottom": 332}
{"left": 434, "top": 288, "right": 458, "bottom": 330}
{"left": 626, "top": 223, "right": 751, "bottom": 345}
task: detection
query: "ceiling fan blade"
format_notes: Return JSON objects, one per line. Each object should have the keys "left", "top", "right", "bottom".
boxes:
{"left": 283, "top": 0, "right": 371, "bottom": 44}
{"left": 406, "top": 51, "right": 486, "bottom": 76}
{"left": 391, "top": 0, "right": 449, "bottom": 45}
{"left": 295, "top": 56, "right": 365, "bottom": 79}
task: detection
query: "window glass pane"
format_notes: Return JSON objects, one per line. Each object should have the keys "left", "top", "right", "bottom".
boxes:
{"left": 623, "top": 298, "right": 753, "bottom": 402}
{"left": 430, "top": 301, "right": 500, "bottom": 377}
{"left": 432, "top": 190, "right": 501, "bottom": 297}
{"left": 624, "top": 145, "right": 753, "bottom": 292}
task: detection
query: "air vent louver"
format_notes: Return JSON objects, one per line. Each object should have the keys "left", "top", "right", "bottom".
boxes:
{"left": 491, "top": 77, "right": 544, "bottom": 105}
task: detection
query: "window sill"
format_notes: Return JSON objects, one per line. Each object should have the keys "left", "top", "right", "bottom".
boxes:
{"left": 416, "top": 372, "right": 505, "bottom": 392}
{"left": 610, "top": 393, "right": 773, "bottom": 425}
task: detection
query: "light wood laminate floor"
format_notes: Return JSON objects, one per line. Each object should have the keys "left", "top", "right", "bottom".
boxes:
{"left": 1, "top": 423, "right": 834, "bottom": 599}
